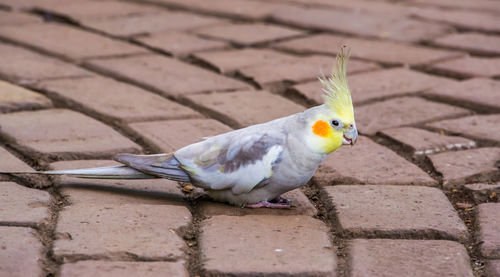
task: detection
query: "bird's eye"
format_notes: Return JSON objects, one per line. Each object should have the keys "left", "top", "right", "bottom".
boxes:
{"left": 331, "top": 120, "right": 340, "bottom": 127}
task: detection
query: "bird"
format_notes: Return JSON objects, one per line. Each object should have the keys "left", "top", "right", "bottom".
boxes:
{"left": 2, "top": 47, "right": 357, "bottom": 209}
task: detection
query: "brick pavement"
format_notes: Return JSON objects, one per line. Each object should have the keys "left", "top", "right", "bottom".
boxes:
{"left": 0, "top": 0, "right": 498, "bottom": 276}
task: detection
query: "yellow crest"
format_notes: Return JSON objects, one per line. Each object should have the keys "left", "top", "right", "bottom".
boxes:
{"left": 319, "top": 46, "right": 354, "bottom": 122}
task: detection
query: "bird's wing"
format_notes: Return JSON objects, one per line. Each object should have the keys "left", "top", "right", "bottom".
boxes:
{"left": 174, "top": 128, "right": 285, "bottom": 195}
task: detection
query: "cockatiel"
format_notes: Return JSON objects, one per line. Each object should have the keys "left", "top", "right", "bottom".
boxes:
{"left": 4, "top": 48, "right": 357, "bottom": 208}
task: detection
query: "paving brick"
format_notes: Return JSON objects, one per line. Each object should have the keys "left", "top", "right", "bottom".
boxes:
{"left": 86, "top": 54, "right": 250, "bottom": 98}
{"left": 290, "top": 68, "right": 455, "bottom": 106}
{"left": 60, "top": 261, "right": 189, "bottom": 277}
{"left": 0, "top": 10, "right": 42, "bottom": 25}
{"left": 0, "top": 226, "right": 44, "bottom": 277}
{"left": 129, "top": 119, "right": 232, "bottom": 152}
{"left": 274, "top": 34, "right": 464, "bottom": 66}
{"left": 148, "top": 0, "right": 285, "bottom": 20}
{"left": 50, "top": 160, "right": 186, "bottom": 206}
{"left": 428, "top": 147, "right": 500, "bottom": 189}
{"left": 239, "top": 55, "right": 378, "bottom": 89}
{"left": 83, "top": 11, "right": 225, "bottom": 38}
{"left": 430, "top": 56, "right": 500, "bottom": 78}
{"left": 37, "top": 76, "right": 201, "bottom": 123}
{"left": 134, "top": 32, "right": 227, "bottom": 58}
{"left": 0, "top": 147, "right": 32, "bottom": 181}
{"left": 431, "top": 32, "right": 500, "bottom": 56}
{"left": 0, "top": 182, "right": 50, "bottom": 225}
{"left": 349, "top": 239, "right": 473, "bottom": 277}
{"left": 194, "top": 22, "right": 304, "bottom": 46}
{"left": 0, "top": 43, "right": 92, "bottom": 85}
{"left": 199, "top": 189, "right": 316, "bottom": 217}
{"left": 0, "top": 80, "right": 52, "bottom": 113}
{"left": 356, "top": 96, "right": 470, "bottom": 135}
{"left": 272, "top": 6, "right": 453, "bottom": 43}
{"left": 412, "top": 7, "right": 500, "bottom": 33}
{"left": 423, "top": 78, "right": 500, "bottom": 113}
{"left": 412, "top": 0, "right": 500, "bottom": 14}
{"left": 291, "top": 0, "right": 413, "bottom": 16}
{"left": 201, "top": 215, "right": 336, "bottom": 276}
{"left": 323, "top": 185, "right": 468, "bottom": 241}
{"left": 465, "top": 182, "right": 500, "bottom": 203}
{"left": 0, "top": 23, "right": 147, "bottom": 62}
{"left": 0, "top": 109, "right": 141, "bottom": 159}
{"left": 487, "top": 260, "right": 500, "bottom": 277}
{"left": 184, "top": 90, "right": 304, "bottom": 128}
{"left": 193, "top": 48, "right": 296, "bottom": 74}
{"left": 379, "top": 127, "right": 475, "bottom": 156}
{"left": 477, "top": 203, "right": 500, "bottom": 258}
{"left": 34, "top": 0, "right": 159, "bottom": 22}
{"left": 53, "top": 203, "right": 191, "bottom": 260}
{"left": 316, "top": 136, "right": 437, "bottom": 186}
{"left": 428, "top": 114, "right": 500, "bottom": 144}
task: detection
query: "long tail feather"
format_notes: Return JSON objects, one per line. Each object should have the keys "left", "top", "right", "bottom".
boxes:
{"left": 0, "top": 166, "right": 157, "bottom": 179}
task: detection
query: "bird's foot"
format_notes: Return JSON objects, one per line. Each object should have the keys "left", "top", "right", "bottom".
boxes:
{"left": 245, "top": 197, "right": 291, "bottom": 209}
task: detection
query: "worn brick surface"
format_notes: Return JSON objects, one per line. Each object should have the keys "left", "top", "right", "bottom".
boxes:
{"left": 316, "top": 136, "right": 436, "bottom": 186}
{"left": 37, "top": 76, "right": 201, "bottom": 123}
{"left": 239, "top": 55, "right": 378, "bottom": 89}
{"left": 412, "top": 0, "right": 500, "bottom": 14}
{"left": 412, "top": 7, "right": 500, "bottom": 33}
{"left": 274, "top": 34, "right": 464, "bottom": 66}
{"left": 430, "top": 56, "right": 500, "bottom": 78}
{"left": 355, "top": 97, "right": 470, "bottom": 135}
{"left": 272, "top": 6, "right": 452, "bottom": 43}
{"left": 0, "top": 182, "right": 50, "bottom": 225}
{"left": 193, "top": 48, "right": 295, "bottom": 74}
{"left": 0, "top": 147, "right": 32, "bottom": 181}
{"left": 194, "top": 22, "right": 304, "bottom": 46}
{"left": 60, "top": 261, "right": 189, "bottom": 277}
{"left": 0, "top": 109, "right": 141, "bottom": 158}
{"left": 349, "top": 239, "right": 473, "bottom": 277}
{"left": 135, "top": 32, "right": 227, "bottom": 57}
{"left": 323, "top": 185, "right": 468, "bottom": 241}
{"left": 199, "top": 189, "right": 316, "bottom": 217}
{"left": 84, "top": 11, "right": 225, "bottom": 38}
{"left": 0, "top": 10, "right": 42, "bottom": 25}
{"left": 148, "top": 0, "right": 285, "bottom": 20}
{"left": 291, "top": 0, "right": 413, "bottom": 16}
{"left": 0, "top": 80, "right": 52, "bottom": 113}
{"left": 423, "top": 78, "right": 500, "bottom": 113}
{"left": 184, "top": 90, "right": 304, "bottom": 128}
{"left": 35, "top": 0, "right": 159, "bottom": 22}
{"left": 0, "top": 23, "right": 147, "bottom": 61}
{"left": 201, "top": 215, "right": 336, "bottom": 276}
{"left": 291, "top": 68, "right": 456, "bottom": 106}
{"left": 53, "top": 204, "right": 191, "bottom": 260}
{"left": 51, "top": 160, "right": 186, "bottom": 206}
{"left": 0, "top": 226, "right": 44, "bottom": 277}
{"left": 465, "top": 182, "right": 500, "bottom": 204}
{"left": 487, "top": 260, "right": 500, "bottom": 277}
{"left": 86, "top": 54, "right": 250, "bottom": 97}
{"left": 380, "top": 127, "right": 475, "bottom": 156}
{"left": 428, "top": 147, "right": 500, "bottom": 189}
{"left": 431, "top": 32, "right": 500, "bottom": 56}
{"left": 428, "top": 114, "right": 500, "bottom": 144}
{"left": 349, "top": 68, "right": 454, "bottom": 105}
{"left": 477, "top": 203, "right": 500, "bottom": 258}
{"left": 0, "top": 43, "right": 92, "bottom": 84}
{"left": 129, "top": 119, "right": 232, "bottom": 152}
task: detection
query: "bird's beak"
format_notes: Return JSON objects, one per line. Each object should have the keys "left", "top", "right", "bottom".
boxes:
{"left": 342, "top": 125, "right": 358, "bottom": 146}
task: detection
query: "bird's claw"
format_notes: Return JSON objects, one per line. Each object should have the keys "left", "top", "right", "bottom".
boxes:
{"left": 245, "top": 197, "right": 291, "bottom": 209}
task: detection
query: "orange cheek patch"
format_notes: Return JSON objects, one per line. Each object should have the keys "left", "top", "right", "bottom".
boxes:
{"left": 312, "top": 120, "right": 330, "bottom": 137}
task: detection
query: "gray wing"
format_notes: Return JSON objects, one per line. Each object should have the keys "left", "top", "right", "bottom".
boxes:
{"left": 174, "top": 129, "right": 285, "bottom": 194}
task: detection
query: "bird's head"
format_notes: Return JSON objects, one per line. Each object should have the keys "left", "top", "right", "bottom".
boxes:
{"left": 305, "top": 47, "right": 358, "bottom": 154}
